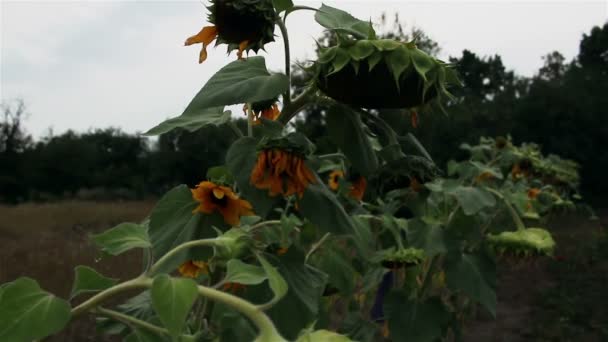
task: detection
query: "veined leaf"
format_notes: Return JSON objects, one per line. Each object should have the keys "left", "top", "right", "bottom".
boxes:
{"left": 151, "top": 275, "right": 198, "bottom": 338}
{"left": 224, "top": 259, "right": 268, "bottom": 285}
{"left": 384, "top": 291, "right": 449, "bottom": 342}
{"left": 70, "top": 266, "right": 118, "bottom": 299}
{"left": 144, "top": 107, "right": 230, "bottom": 136}
{"left": 0, "top": 278, "right": 71, "bottom": 342}
{"left": 181, "top": 57, "right": 288, "bottom": 113}
{"left": 257, "top": 253, "right": 288, "bottom": 306}
{"left": 315, "top": 4, "right": 375, "bottom": 39}
{"left": 91, "top": 222, "right": 151, "bottom": 256}
{"left": 299, "top": 182, "right": 356, "bottom": 235}
{"left": 445, "top": 252, "right": 497, "bottom": 317}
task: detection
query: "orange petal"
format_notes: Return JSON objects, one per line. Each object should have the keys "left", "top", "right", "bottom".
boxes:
{"left": 185, "top": 26, "right": 218, "bottom": 46}
{"left": 237, "top": 40, "right": 249, "bottom": 60}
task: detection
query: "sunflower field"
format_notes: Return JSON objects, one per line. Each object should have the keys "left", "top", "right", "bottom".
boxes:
{"left": 0, "top": 2, "right": 589, "bottom": 342}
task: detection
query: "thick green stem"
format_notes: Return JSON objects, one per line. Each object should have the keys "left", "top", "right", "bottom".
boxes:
{"left": 228, "top": 120, "right": 244, "bottom": 138}
{"left": 249, "top": 220, "right": 282, "bottom": 231}
{"left": 278, "top": 87, "right": 316, "bottom": 125}
{"left": 148, "top": 238, "right": 222, "bottom": 276}
{"left": 316, "top": 153, "right": 347, "bottom": 160}
{"left": 95, "top": 307, "right": 169, "bottom": 337}
{"left": 305, "top": 233, "right": 331, "bottom": 262}
{"left": 71, "top": 277, "right": 152, "bottom": 317}
{"left": 196, "top": 284, "right": 287, "bottom": 342}
{"left": 284, "top": 5, "right": 318, "bottom": 19}
{"left": 486, "top": 188, "right": 526, "bottom": 231}
{"left": 276, "top": 17, "right": 291, "bottom": 106}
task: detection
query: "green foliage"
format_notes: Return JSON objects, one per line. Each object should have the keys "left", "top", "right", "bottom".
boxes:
{"left": 299, "top": 182, "right": 357, "bottom": 235}
{"left": 91, "top": 222, "right": 151, "bottom": 256}
{"left": 182, "top": 57, "right": 289, "bottom": 111}
{"left": 445, "top": 252, "right": 497, "bottom": 316}
{"left": 224, "top": 259, "right": 268, "bottom": 285}
{"left": 384, "top": 291, "right": 450, "bottom": 342}
{"left": 151, "top": 275, "right": 198, "bottom": 338}
{"left": 314, "top": 4, "right": 376, "bottom": 39}
{"left": 70, "top": 266, "right": 118, "bottom": 299}
{"left": 0, "top": 278, "right": 71, "bottom": 342}
{"left": 144, "top": 107, "right": 231, "bottom": 136}
{"left": 272, "top": 0, "right": 293, "bottom": 12}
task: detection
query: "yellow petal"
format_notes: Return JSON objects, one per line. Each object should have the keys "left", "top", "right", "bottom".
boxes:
{"left": 213, "top": 188, "right": 225, "bottom": 199}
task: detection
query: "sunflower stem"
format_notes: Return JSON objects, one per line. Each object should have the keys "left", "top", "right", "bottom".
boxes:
{"left": 71, "top": 276, "right": 152, "bottom": 316}
{"left": 284, "top": 5, "right": 318, "bottom": 19}
{"left": 147, "top": 238, "right": 224, "bottom": 276}
{"left": 94, "top": 307, "right": 170, "bottom": 337}
{"left": 278, "top": 87, "right": 316, "bottom": 125}
{"left": 247, "top": 104, "right": 254, "bottom": 137}
{"left": 486, "top": 187, "right": 526, "bottom": 231}
{"left": 276, "top": 17, "right": 291, "bottom": 106}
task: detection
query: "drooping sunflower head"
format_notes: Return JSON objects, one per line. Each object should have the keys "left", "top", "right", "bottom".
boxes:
{"left": 376, "top": 247, "right": 425, "bottom": 269}
{"left": 186, "top": 0, "right": 276, "bottom": 63}
{"left": 327, "top": 169, "right": 367, "bottom": 201}
{"left": 487, "top": 228, "right": 555, "bottom": 257}
{"left": 191, "top": 181, "right": 254, "bottom": 226}
{"left": 250, "top": 135, "right": 316, "bottom": 198}
{"left": 313, "top": 39, "right": 460, "bottom": 109}
{"left": 178, "top": 260, "right": 209, "bottom": 278}
{"left": 243, "top": 98, "right": 281, "bottom": 124}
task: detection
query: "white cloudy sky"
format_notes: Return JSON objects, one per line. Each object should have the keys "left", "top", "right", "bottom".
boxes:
{"left": 1, "top": 0, "right": 606, "bottom": 137}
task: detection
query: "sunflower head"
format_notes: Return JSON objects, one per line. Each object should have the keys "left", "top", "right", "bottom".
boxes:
{"left": 243, "top": 98, "right": 281, "bottom": 124}
{"left": 527, "top": 188, "right": 541, "bottom": 199}
{"left": 327, "top": 170, "right": 345, "bottom": 191}
{"left": 178, "top": 260, "right": 209, "bottom": 278}
{"left": 377, "top": 247, "right": 425, "bottom": 269}
{"left": 215, "top": 228, "right": 253, "bottom": 260}
{"left": 313, "top": 39, "right": 460, "bottom": 109}
{"left": 487, "top": 228, "right": 555, "bottom": 257}
{"left": 191, "top": 181, "right": 254, "bottom": 226}
{"left": 185, "top": 0, "right": 276, "bottom": 63}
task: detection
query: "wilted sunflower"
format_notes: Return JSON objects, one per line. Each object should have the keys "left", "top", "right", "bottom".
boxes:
{"left": 243, "top": 99, "right": 281, "bottom": 124}
{"left": 250, "top": 149, "right": 316, "bottom": 198}
{"left": 178, "top": 260, "right": 209, "bottom": 278}
{"left": 327, "top": 170, "right": 367, "bottom": 201}
{"left": 185, "top": 0, "right": 276, "bottom": 63}
{"left": 191, "top": 181, "right": 254, "bottom": 226}
{"left": 511, "top": 159, "right": 533, "bottom": 179}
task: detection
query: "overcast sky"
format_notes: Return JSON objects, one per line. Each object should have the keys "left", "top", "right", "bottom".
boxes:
{"left": 1, "top": 0, "right": 606, "bottom": 138}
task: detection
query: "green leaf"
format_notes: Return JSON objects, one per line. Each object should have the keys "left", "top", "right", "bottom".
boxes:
{"left": 326, "top": 104, "right": 378, "bottom": 176}
{"left": 312, "top": 247, "right": 356, "bottom": 295}
{"left": 263, "top": 249, "right": 328, "bottom": 340}
{"left": 0, "top": 277, "right": 71, "bottom": 342}
{"left": 450, "top": 186, "right": 497, "bottom": 215}
{"left": 151, "top": 275, "right": 198, "bottom": 338}
{"left": 224, "top": 259, "right": 268, "bottom": 285}
{"left": 257, "top": 253, "right": 288, "bottom": 305}
{"left": 206, "top": 165, "right": 235, "bottom": 184}
{"left": 348, "top": 41, "right": 375, "bottom": 61}
{"left": 386, "top": 46, "right": 412, "bottom": 87}
{"left": 144, "top": 107, "right": 230, "bottom": 136}
{"left": 96, "top": 291, "right": 160, "bottom": 336}
{"left": 296, "top": 329, "right": 354, "bottom": 342}
{"left": 148, "top": 185, "right": 222, "bottom": 272}
{"left": 182, "top": 57, "right": 288, "bottom": 112}
{"left": 91, "top": 222, "right": 151, "bottom": 256}
{"left": 226, "top": 137, "right": 278, "bottom": 217}
{"left": 407, "top": 219, "right": 447, "bottom": 257}
{"left": 329, "top": 48, "right": 351, "bottom": 74}
{"left": 314, "top": 4, "right": 375, "bottom": 39}
{"left": 384, "top": 291, "right": 449, "bottom": 342}
{"left": 124, "top": 328, "right": 167, "bottom": 342}
{"left": 272, "top": 0, "right": 293, "bottom": 12}
{"left": 445, "top": 252, "right": 497, "bottom": 317}
{"left": 299, "top": 182, "right": 356, "bottom": 235}
{"left": 410, "top": 48, "right": 435, "bottom": 80}
{"left": 70, "top": 266, "right": 117, "bottom": 299}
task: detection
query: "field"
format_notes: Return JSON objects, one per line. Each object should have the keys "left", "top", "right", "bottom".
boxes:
{"left": 1, "top": 201, "right": 606, "bottom": 341}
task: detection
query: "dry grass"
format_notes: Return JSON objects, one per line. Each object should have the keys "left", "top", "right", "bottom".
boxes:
{"left": 0, "top": 200, "right": 156, "bottom": 341}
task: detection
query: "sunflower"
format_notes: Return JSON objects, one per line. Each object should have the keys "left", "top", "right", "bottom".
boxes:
{"left": 222, "top": 282, "right": 247, "bottom": 294}
{"left": 191, "top": 181, "right": 254, "bottom": 226}
{"left": 350, "top": 176, "right": 367, "bottom": 201}
{"left": 327, "top": 170, "right": 345, "bottom": 191}
{"left": 178, "top": 260, "right": 209, "bottom": 278}
{"left": 185, "top": 0, "right": 276, "bottom": 64}
{"left": 250, "top": 149, "right": 316, "bottom": 198}
{"left": 528, "top": 188, "right": 541, "bottom": 199}
{"left": 243, "top": 99, "right": 281, "bottom": 124}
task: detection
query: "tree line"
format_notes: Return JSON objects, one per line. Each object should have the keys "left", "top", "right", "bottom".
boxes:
{"left": 1, "top": 22, "right": 606, "bottom": 203}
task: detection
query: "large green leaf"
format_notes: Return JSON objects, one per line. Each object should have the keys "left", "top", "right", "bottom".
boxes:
{"left": 151, "top": 275, "right": 198, "bottom": 338}
{"left": 182, "top": 57, "right": 288, "bottom": 112}
{"left": 70, "top": 266, "right": 117, "bottom": 299}
{"left": 257, "top": 253, "right": 288, "bottom": 305}
{"left": 144, "top": 107, "right": 230, "bottom": 136}
{"left": 326, "top": 105, "right": 378, "bottom": 176}
{"left": 407, "top": 219, "right": 447, "bottom": 257}
{"left": 445, "top": 252, "right": 497, "bottom": 317}
{"left": 0, "top": 278, "right": 71, "bottom": 342}
{"left": 148, "top": 185, "right": 223, "bottom": 272}
{"left": 96, "top": 291, "right": 160, "bottom": 337}
{"left": 224, "top": 259, "right": 268, "bottom": 285}
{"left": 273, "top": 0, "right": 293, "bottom": 12}
{"left": 264, "top": 249, "right": 328, "bottom": 340}
{"left": 225, "top": 137, "right": 278, "bottom": 217}
{"left": 91, "top": 222, "right": 151, "bottom": 256}
{"left": 299, "top": 182, "right": 356, "bottom": 235}
{"left": 450, "top": 186, "right": 496, "bottom": 215}
{"left": 312, "top": 246, "right": 356, "bottom": 295}
{"left": 314, "top": 4, "right": 375, "bottom": 39}
{"left": 384, "top": 291, "right": 449, "bottom": 342}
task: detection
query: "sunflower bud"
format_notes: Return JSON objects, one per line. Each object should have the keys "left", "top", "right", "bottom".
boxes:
{"left": 487, "top": 228, "right": 555, "bottom": 258}
{"left": 377, "top": 247, "right": 425, "bottom": 269}
{"left": 215, "top": 228, "right": 253, "bottom": 260}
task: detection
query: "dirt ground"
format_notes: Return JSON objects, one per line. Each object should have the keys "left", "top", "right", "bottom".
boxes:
{"left": 0, "top": 201, "right": 606, "bottom": 341}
